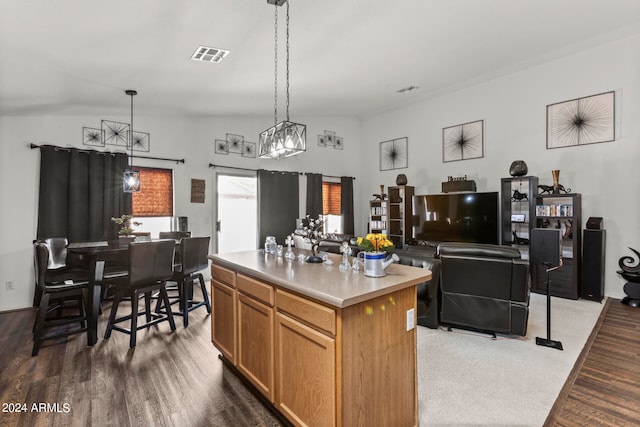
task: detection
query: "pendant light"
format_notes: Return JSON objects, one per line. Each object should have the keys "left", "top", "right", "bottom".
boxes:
{"left": 258, "top": 0, "right": 306, "bottom": 159}
{"left": 123, "top": 89, "right": 141, "bottom": 192}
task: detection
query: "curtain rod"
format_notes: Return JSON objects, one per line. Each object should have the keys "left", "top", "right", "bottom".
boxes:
{"left": 208, "top": 163, "right": 355, "bottom": 180}
{"left": 30, "top": 143, "right": 185, "bottom": 164}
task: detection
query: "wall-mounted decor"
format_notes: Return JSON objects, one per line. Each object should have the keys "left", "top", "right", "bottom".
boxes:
{"left": 102, "top": 120, "right": 130, "bottom": 147}
{"left": 379, "top": 137, "right": 408, "bottom": 171}
{"left": 83, "top": 127, "right": 105, "bottom": 147}
{"left": 226, "top": 133, "right": 244, "bottom": 154}
{"left": 442, "top": 120, "right": 483, "bottom": 162}
{"left": 242, "top": 142, "right": 256, "bottom": 158}
{"left": 546, "top": 91, "right": 615, "bottom": 149}
{"left": 318, "top": 130, "right": 344, "bottom": 150}
{"left": 130, "top": 130, "right": 150, "bottom": 152}
{"left": 89, "top": 118, "right": 151, "bottom": 152}
{"left": 215, "top": 139, "right": 229, "bottom": 155}
{"left": 213, "top": 133, "right": 256, "bottom": 158}
{"left": 191, "top": 179, "right": 206, "bottom": 203}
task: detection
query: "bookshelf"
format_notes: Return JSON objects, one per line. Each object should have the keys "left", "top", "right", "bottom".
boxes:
{"left": 531, "top": 193, "right": 582, "bottom": 299}
{"left": 500, "top": 176, "right": 538, "bottom": 259}
{"left": 387, "top": 185, "right": 414, "bottom": 249}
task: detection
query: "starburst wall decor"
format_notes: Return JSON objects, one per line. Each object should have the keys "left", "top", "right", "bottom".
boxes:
{"left": 546, "top": 91, "right": 615, "bottom": 149}
{"left": 214, "top": 133, "right": 256, "bottom": 158}
{"left": 442, "top": 120, "right": 483, "bottom": 163}
{"left": 379, "top": 137, "right": 408, "bottom": 171}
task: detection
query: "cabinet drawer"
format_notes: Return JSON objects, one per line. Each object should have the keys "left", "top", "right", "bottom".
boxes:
{"left": 212, "top": 263, "right": 236, "bottom": 287}
{"left": 276, "top": 289, "right": 336, "bottom": 336}
{"left": 237, "top": 274, "right": 274, "bottom": 306}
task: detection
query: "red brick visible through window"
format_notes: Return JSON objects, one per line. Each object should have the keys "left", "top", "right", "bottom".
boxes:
{"left": 132, "top": 167, "right": 174, "bottom": 217}
{"left": 322, "top": 182, "right": 341, "bottom": 216}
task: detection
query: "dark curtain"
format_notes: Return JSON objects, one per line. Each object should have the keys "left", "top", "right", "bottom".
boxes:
{"left": 258, "top": 169, "right": 299, "bottom": 248}
{"left": 37, "top": 145, "right": 131, "bottom": 242}
{"left": 341, "top": 176, "right": 355, "bottom": 235}
{"left": 305, "top": 173, "right": 323, "bottom": 219}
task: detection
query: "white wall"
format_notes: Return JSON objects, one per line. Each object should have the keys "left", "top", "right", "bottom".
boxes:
{"left": 0, "top": 114, "right": 361, "bottom": 310}
{"left": 2, "top": 32, "right": 638, "bottom": 310}
{"left": 361, "top": 33, "right": 640, "bottom": 299}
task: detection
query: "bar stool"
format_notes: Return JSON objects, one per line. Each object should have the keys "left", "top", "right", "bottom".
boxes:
{"left": 103, "top": 240, "right": 176, "bottom": 348}
{"left": 32, "top": 242, "right": 90, "bottom": 356}
{"left": 161, "top": 236, "right": 211, "bottom": 327}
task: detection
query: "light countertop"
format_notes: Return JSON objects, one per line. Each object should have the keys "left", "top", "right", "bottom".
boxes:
{"left": 209, "top": 249, "right": 431, "bottom": 308}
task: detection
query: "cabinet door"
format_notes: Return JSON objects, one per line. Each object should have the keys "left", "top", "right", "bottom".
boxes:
{"left": 237, "top": 293, "right": 274, "bottom": 402}
{"left": 275, "top": 312, "right": 335, "bottom": 427}
{"left": 211, "top": 279, "right": 236, "bottom": 363}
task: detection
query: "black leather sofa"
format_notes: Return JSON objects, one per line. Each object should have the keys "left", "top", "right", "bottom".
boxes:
{"left": 390, "top": 249, "right": 441, "bottom": 329}
{"left": 437, "top": 242, "right": 530, "bottom": 336}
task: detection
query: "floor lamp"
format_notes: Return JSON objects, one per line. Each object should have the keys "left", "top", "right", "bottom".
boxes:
{"left": 531, "top": 228, "right": 564, "bottom": 351}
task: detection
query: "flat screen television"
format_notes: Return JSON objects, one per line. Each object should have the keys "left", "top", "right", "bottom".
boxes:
{"left": 412, "top": 192, "right": 499, "bottom": 245}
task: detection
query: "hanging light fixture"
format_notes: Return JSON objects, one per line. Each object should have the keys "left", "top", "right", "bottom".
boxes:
{"left": 259, "top": 0, "right": 306, "bottom": 159}
{"left": 123, "top": 89, "right": 141, "bottom": 193}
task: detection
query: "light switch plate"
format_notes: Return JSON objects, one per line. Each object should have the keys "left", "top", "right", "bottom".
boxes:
{"left": 406, "top": 308, "right": 415, "bottom": 331}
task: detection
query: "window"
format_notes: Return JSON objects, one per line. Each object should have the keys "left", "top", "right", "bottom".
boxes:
{"left": 322, "top": 181, "right": 342, "bottom": 233}
{"left": 132, "top": 167, "right": 174, "bottom": 217}
{"left": 131, "top": 167, "right": 174, "bottom": 238}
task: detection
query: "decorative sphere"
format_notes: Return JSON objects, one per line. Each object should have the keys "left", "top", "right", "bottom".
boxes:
{"left": 395, "top": 174, "right": 408, "bottom": 185}
{"left": 509, "top": 160, "right": 528, "bottom": 177}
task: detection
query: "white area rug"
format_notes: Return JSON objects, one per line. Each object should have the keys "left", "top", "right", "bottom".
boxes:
{"left": 418, "top": 293, "right": 605, "bottom": 426}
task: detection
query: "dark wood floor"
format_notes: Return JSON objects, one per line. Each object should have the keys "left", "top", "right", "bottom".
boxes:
{"left": 2, "top": 289, "right": 638, "bottom": 426}
{"left": 0, "top": 286, "right": 282, "bottom": 427}
{"left": 545, "top": 298, "right": 640, "bottom": 426}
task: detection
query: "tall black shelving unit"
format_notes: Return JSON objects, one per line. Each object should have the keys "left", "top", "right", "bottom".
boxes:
{"left": 500, "top": 176, "right": 538, "bottom": 259}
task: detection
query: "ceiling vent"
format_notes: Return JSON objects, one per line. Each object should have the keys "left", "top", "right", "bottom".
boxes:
{"left": 396, "top": 85, "right": 419, "bottom": 94}
{"left": 191, "top": 46, "right": 230, "bottom": 63}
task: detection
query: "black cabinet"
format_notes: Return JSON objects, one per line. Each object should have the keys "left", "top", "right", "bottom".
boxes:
{"left": 531, "top": 193, "right": 582, "bottom": 299}
{"left": 500, "top": 176, "right": 538, "bottom": 257}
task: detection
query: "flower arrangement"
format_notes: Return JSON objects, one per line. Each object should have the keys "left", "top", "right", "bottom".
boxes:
{"left": 357, "top": 233, "right": 395, "bottom": 252}
{"left": 111, "top": 214, "right": 142, "bottom": 236}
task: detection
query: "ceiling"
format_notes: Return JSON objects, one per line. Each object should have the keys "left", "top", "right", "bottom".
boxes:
{"left": 1, "top": 0, "right": 639, "bottom": 119}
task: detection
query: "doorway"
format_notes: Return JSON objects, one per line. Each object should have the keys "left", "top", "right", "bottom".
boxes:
{"left": 215, "top": 173, "right": 257, "bottom": 254}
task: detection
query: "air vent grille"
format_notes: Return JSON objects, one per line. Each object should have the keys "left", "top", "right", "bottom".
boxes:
{"left": 191, "top": 46, "right": 230, "bottom": 63}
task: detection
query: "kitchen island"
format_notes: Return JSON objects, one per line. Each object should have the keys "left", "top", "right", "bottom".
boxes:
{"left": 209, "top": 250, "right": 431, "bottom": 427}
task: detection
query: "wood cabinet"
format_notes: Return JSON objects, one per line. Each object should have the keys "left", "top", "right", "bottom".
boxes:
{"left": 275, "top": 290, "right": 336, "bottom": 426}
{"left": 211, "top": 264, "right": 236, "bottom": 363}
{"left": 210, "top": 254, "right": 421, "bottom": 427}
{"left": 532, "top": 193, "right": 582, "bottom": 299}
{"left": 236, "top": 274, "right": 274, "bottom": 402}
{"left": 500, "top": 176, "right": 538, "bottom": 258}
{"left": 387, "top": 185, "right": 414, "bottom": 248}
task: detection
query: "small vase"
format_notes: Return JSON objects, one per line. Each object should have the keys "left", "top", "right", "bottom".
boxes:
{"left": 552, "top": 170, "right": 560, "bottom": 194}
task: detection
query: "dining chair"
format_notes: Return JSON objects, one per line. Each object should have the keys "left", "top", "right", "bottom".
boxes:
{"left": 158, "top": 236, "right": 211, "bottom": 327}
{"left": 32, "top": 242, "right": 90, "bottom": 356}
{"left": 104, "top": 239, "right": 176, "bottom": 348}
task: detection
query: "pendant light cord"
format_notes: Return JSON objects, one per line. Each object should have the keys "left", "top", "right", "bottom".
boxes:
{"left": 273, "top": 4, "right": 278, "bottom": 126}
{"left": 130, "top": 92, "right": 134, "bottom": 166}
{"left": 285, "top": 0, "right": 290, "bottom": 122}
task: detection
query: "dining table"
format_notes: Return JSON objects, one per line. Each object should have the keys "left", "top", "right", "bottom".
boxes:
{"left": 67, "top": 241, "right": 129, "bottom": 346}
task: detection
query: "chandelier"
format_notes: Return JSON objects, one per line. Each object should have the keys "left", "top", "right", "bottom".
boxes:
{"left": 259, "top": 0, "right": 306, "bottom": 159}
{"left": 123, "top": 89, "right": 141, "bottom": 192}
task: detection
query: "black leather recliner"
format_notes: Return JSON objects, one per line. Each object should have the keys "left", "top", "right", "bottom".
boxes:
{"left": 391, "top": 250, "right": 441, "bottom": 329}
{"left": 437, "top": 242, "right": 530, "bottom": 336}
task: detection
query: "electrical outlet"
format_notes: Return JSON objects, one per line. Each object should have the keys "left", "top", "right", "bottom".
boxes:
{"left": 406, "top": 308, "right": 415, "bottom": 331}
{"left": 5, "top": 281, "right": 14, "bottom": 291}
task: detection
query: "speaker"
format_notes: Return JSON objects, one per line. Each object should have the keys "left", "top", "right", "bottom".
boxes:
{"left": 178, "top": 216, "right": 188, "bottom": 232}
{"left": 441, "top": 180, "right": 477, "bottom": 193}
{"left": 530, "top": 228, "right": 562, "bottom": 267}
{"left": 586, "top": 217, "right": 603, "bottom": 230}
{"left": 581, "top": 229, "right": 606, "bottom": 302}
